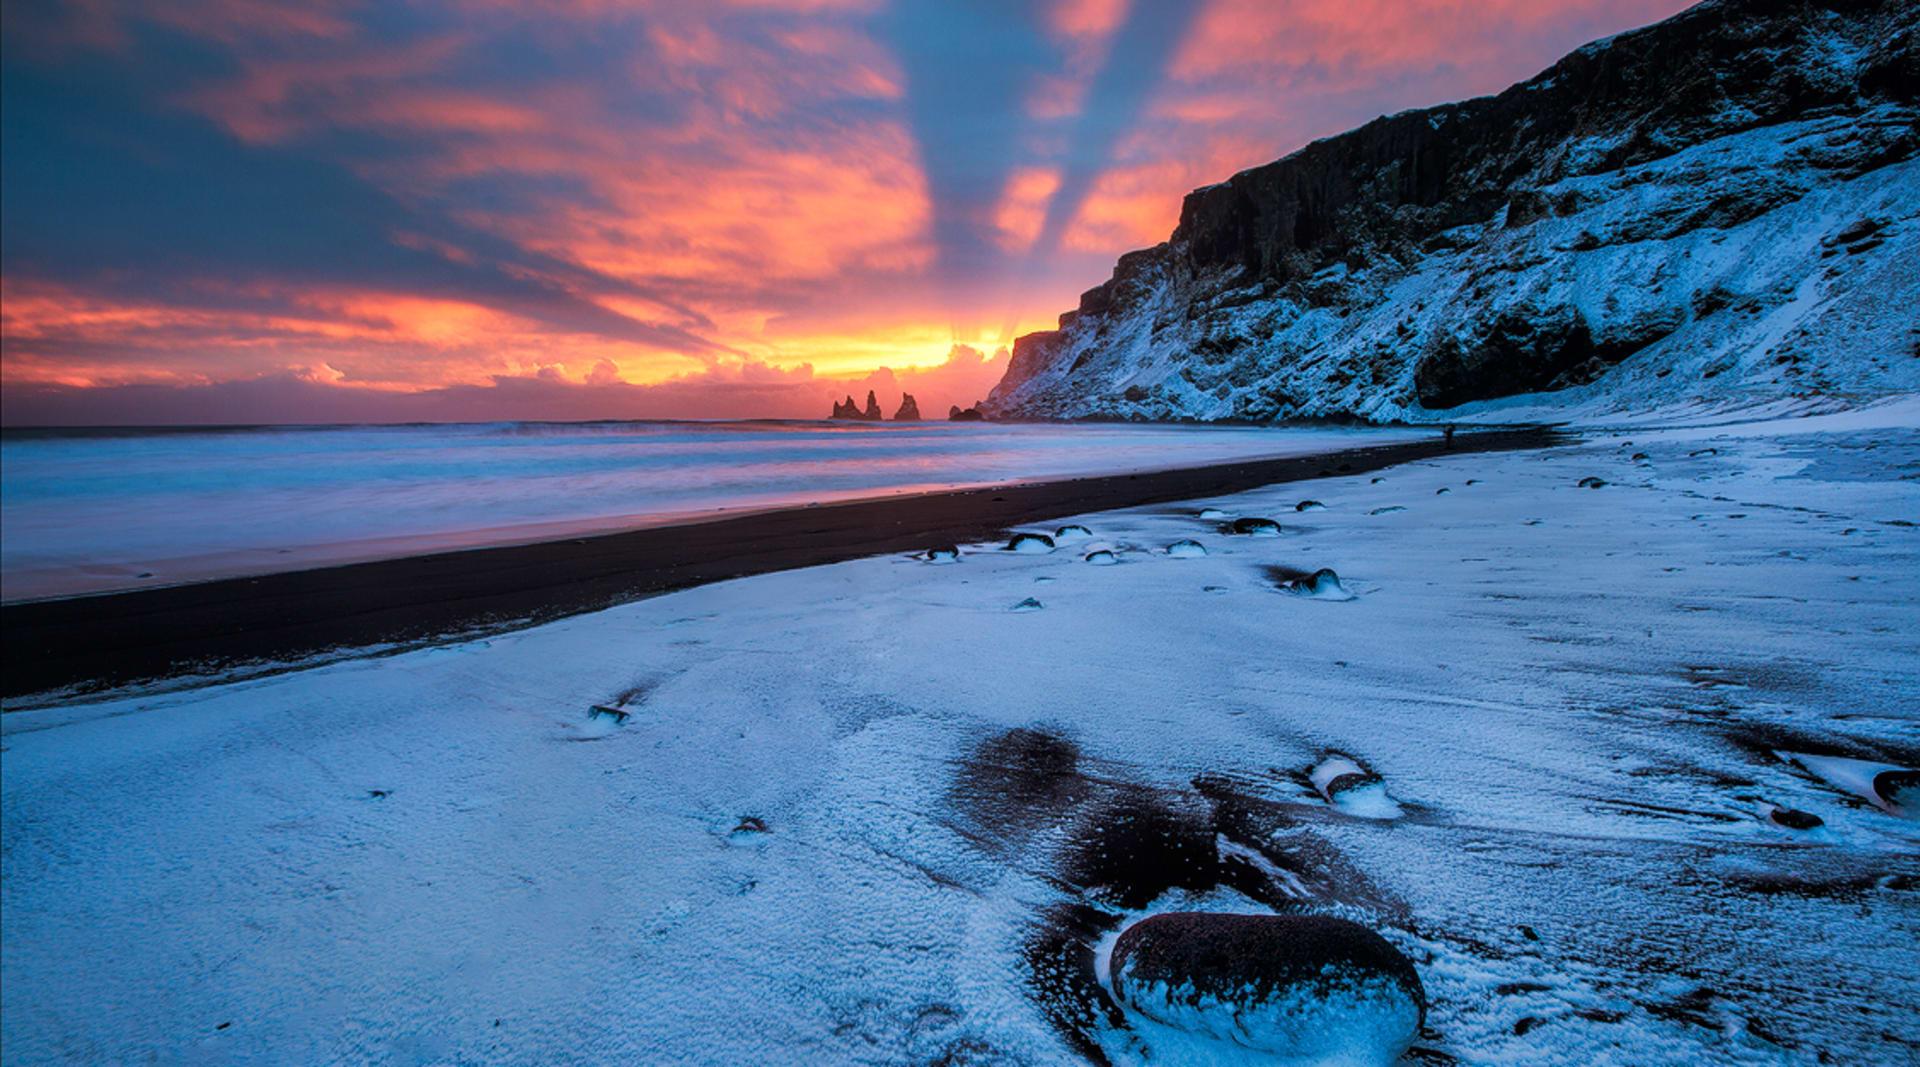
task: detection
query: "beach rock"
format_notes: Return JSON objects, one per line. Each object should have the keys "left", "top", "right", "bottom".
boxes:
{"left": 1167, "top": 539, "right": 1207, "bottom": 558}
{"left": 1198, "top": 507, "right": 1230, "bottom": 520}
{"left": 1370, "top": 505, "right": 1406, "bottom": 515}
{"left": 1690, "top": 448, "right": 1719, "bottom": 458}
{"left": 1084, "top": 549, "right": 1117, "bottom": 566}
{"left": 925, "top": 545, "right": 960, "bottom": 564}
{"left": 1055, "top": 524, "right": 1093, "bottom": 541}
{"left": 1435, "top": 487, "right": 1451, "bottom": 495}
{"left": 1228, "top": 517, "right": 1281, "bottom": 536}
{"left": 1281, "top": 567, "right": 1356, "bottom": 601}
{"left": 1875, "top": 769, "right": 1917, "bottom": 814}
{"left": 1763, "top": 805, "right": 1824, "bottom": 831}
{"left": 1007, "top": 532, "right": 1056, "bottom": 553}
{"left": 1295, "top": 500, "right": 1326, "bottom": 512}
{"left": 1777, "top": 751, "right": 1916, "bottom": 818}
{"left": 1310, "top": 754, "right": 1400, "bottom": 817}
{"left": 1578, "top": 476, "right": 1608, "bottom": 488}
{"left": 587, "top": 704, "right": 631, "bottom": 724}
{"left": 1011, "top": 597, "right": 1044, "bottom": 612}
{"left": 893, "top": 393, "right": 921, "bottom": 421}
{"left": 1108, "top": 912, "right": 1425, "bottom": 1061}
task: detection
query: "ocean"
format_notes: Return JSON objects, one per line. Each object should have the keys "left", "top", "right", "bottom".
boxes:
{"left": 1, "top": 420, "right": 1420, "bottom": 600}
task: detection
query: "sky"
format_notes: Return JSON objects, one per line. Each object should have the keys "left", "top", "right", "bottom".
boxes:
{"left": 1, "top": 0, "right": 1693, "bottom": 425}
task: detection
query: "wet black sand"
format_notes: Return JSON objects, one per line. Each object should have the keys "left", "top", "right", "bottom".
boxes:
{"left": 1, "top": 425, "right": 1562, "bottom": 699}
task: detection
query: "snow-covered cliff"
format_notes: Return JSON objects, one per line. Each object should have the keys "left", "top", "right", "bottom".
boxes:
{"left": 984, "top": 0, "right": 1920, "bottom": 422}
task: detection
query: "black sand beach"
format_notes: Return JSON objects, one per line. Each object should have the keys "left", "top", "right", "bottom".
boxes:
{"left": 1, "top": 426, "right": 1560, "bottom": 699}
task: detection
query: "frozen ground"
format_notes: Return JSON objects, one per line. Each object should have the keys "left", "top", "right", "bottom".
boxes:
{"left": 4, "top": 403, "right": 1918, "bottom": 1065}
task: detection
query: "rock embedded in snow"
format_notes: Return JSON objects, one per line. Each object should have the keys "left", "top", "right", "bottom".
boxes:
{"left": 1578, "top": 476, "right": 1608, "bottom": 488}
{"left": 1296, "top": 500, "right": 1326, "bottom": 512}
{"left": 1010, "top": 597, "right": 1044, "bottom": 612}
{"left": 1763, "top": 805, "right": 1824, "bottom": 831}
{"left": 1874, "top": 769, "right": 1916, "bottom": 815}
{"left": 924, "top": 545, "right": 960, "bottom": 564}
{"left": 1108, "top": 912, "right": 1425, "bottom": 1062}
{"left": 1280, "top": 568, "right": 1357, "bottom": 601}
{"left": 1055, "top": 524, "right": 1093, "bottom": 542}
{"left": 1166, "top": 539, "right": 1207, "bottom": 558}
{"left": 1779, "top": 751, "right": 1917, "bottom": 818}
{"left": 1007, "top": 532, "right": 1055, "bottom": 553}
{"left": 1310, "top": 754, "right": 1401, "bottom": 818}
{"left": 1084, "top": 549, "right": 1118, "bottom": 566}
{"left": 1198, "top": 507, "right": 1230, "bottom": 520}
{"left": 587, "top": 704, "right": 630, "bottom": 724}
{"left": 1370, "top": 506, "right": 1406, "bottom": 515}
{"left": 1228, "top": 517, "right": 1282, "bottom": 536}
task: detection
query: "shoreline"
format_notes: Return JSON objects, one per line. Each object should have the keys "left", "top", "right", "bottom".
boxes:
{"left": 0, "top": 425, "right": 1562, "bottom": 699}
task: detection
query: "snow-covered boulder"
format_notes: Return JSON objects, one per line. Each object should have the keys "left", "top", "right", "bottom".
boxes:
{"left": 1007, "top": 533, "right": 1055, "bottom": 553}
{"left": 1109, "top": 912, "right": 1425, "bottom": 1062}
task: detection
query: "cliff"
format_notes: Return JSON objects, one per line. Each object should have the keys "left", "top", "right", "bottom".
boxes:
{"left": 984, "top": 0, "right": 1919, "bottom": 422}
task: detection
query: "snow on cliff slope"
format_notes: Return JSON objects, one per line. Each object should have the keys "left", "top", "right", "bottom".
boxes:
{"left": 985, "top": 0, "right": 1920, "bottom": 423}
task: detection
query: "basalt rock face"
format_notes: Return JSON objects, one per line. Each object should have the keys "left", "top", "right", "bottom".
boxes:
{"left": 985, "top": 0, "right": 1920, "bottom": 422}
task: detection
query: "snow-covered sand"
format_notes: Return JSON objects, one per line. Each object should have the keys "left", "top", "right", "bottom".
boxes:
{"left": 4, "top": 406, "right": 1918, "bottom": 1064}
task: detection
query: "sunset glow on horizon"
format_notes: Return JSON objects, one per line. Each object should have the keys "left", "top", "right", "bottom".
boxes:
{"left": 2, "top": 0, "right": 1693, "bottom": 424}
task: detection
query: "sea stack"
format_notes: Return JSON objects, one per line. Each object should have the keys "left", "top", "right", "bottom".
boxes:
{"left": 893, "top": 393, "right": 921, "bottom": 421}
{"left": 830, "top": 392, "right": 885, "bottom": 420}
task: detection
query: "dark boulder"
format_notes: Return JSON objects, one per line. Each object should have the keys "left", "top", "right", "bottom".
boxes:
{"left": 1228, "top": 516, "right": 1282, "bottom": 536}
{"left": 1109, "top": 912, "right": 1425, "bottom": 1059}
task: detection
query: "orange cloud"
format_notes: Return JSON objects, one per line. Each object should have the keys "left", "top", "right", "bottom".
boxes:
{"left": 3, "top": 0, "right": 1706, "bottom": 422}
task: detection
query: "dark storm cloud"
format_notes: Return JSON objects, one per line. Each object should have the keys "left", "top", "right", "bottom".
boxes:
{"left": 1028, "top": 0, "right": 1203, "bottom": 259}
{"left": 872, "top": 0, "right": 1060, "bottom": 327}
{"left": 0, "top": 12, "right": 724, "bottom": 354}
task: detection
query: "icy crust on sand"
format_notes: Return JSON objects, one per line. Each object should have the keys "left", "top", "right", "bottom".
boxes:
{"left": 5, "top": 408, "right": 1920, "bottom": 1064}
